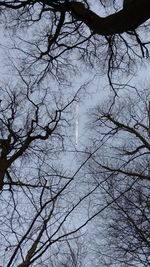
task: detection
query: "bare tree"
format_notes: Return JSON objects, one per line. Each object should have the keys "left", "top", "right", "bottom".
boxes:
{"left": 0, "top": 79, "right": 92, "bottom": 266}
{"left": 0, "top": 80, "right": 118, "bottom": 266}
{"left": 0, "top": 1, "right": 150, "bottom": 266}
{"left": 0, "top": 0, "right": 149, "bottom": 90}
{"left": 86, "top": 86, "right": 150, "bottom": 267}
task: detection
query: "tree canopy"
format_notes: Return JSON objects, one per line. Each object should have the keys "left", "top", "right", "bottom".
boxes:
{"left": 0, "top": 1, "right": 149, "bottom": 266}
{"left": 0, "top": 0, "right": 150, "bottom": 34}
{"left": 0, "top": 0, "right": 149, "bottom": 85}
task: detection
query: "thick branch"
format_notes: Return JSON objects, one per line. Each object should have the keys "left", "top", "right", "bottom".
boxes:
{"left": 68, "top": 0, "right": 150, "bottom": 35}
{"left": 0, "top": 0, "right": 150, "bottom": 35}
{"left": 0, "top": 158, "right": 10, "bottom": 190}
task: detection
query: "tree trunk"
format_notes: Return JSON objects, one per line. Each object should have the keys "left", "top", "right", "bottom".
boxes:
{"left": 0, "top": 159, "right": 9, "bottom": 190}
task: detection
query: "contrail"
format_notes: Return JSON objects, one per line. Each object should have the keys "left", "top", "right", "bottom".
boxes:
{"left": 75, "top": 97, "right": 79, "bottom": 147}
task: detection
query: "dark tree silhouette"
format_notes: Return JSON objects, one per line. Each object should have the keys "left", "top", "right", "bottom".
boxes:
{"left": 86, "top": 86, "right": 150, "bottom": 267}
{"left": 0, "top": 1, "right": 149, "bottom": 266}
{"left": 0, "top": 0, "right": 150, "bottom": 34}
{"left": 0, "top": 0, "right": 149, "bottom": 87}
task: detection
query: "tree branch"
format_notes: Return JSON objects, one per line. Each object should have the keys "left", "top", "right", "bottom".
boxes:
{"left": 0, "top": 0, "right": 150, "bottom": 35}
{"left": 67, "top": 0, "right": 150, "bottom": 35}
